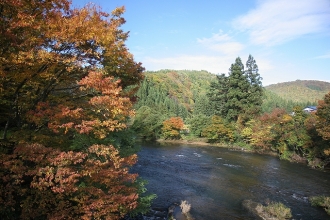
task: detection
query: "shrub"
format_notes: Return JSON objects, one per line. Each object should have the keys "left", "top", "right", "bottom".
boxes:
{"left": 263, "top": 202, "right": 292, "bottom": 219}
{"left": 310, "top": 196, "right": 330, "bottom": 215}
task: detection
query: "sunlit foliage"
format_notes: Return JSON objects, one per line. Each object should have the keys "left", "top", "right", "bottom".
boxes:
{"left": 162, "top": 117, "right": 185, "bottom": 139}
{"left": 0, "top": 0, "right": 147, "bottom": 218}
{"left": 201, "top": 115, "right": 234, "bottom": 143}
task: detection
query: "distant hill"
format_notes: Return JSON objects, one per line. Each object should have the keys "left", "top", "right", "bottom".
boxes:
{"left": 265, "top": 80, "right": 330, "bottom": 104}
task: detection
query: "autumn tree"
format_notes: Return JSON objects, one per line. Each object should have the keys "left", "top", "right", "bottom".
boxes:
{"left": 162, "top": 117, "right": 185, "bottom": 139}
{"left": 0, "top": 0, "right": 149, "bottom": 218}
{"left": 0, "top": 1, "right": 144, "bottom": 143}
{"left": 201, "top": 115, "right": 234, "bottom": 143}
{"left": 316, "top": 92, "right": 330, "bottom": 156}
{"left": 242, "top": 107, "right": 315, "bottom": 161}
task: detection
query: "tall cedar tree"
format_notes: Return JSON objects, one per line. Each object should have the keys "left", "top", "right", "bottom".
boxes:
{"left": 208, "top": 55, "right": 263, "bottom": 122}
{"left": 0, "top": 0, "right": 145, "bottom": 219}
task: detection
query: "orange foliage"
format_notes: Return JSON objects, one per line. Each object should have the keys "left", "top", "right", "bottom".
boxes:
{"left": 162, "top": 117, "right": 184, "bottom": 139}
{"left": 316, "top": 92, "right": 330, "bottom": 155}
{"left": 316, "top": 92, "right": 330, "bottom": 141}
{"left": 0, "top": 0, "right": 143, "bottom": 218}
{"left": 0, "top": 143, "right": 138, "bottom": 219}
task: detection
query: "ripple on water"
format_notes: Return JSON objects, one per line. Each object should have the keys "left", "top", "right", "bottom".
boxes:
{"left": 193, "top": 152, "right": 202, "bottom": 157}
{"left": 223, "top": 163, "right": 241, "bottom": 168}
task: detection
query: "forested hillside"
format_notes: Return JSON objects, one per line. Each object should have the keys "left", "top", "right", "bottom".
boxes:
{"left": 134, "top": 69, "right": 216, "bottom": 117}
{"left": 134, "top": 69, "right": 320, "bottom": 116}
{"left": 265, "top": 80, "right": 330, "bottom": 103}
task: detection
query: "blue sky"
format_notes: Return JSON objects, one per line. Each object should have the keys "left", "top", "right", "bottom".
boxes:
{"left": 72, "top": 0, "right": 330, "bottom": 86}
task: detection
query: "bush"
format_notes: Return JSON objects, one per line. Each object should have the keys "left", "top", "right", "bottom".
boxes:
{"left": 310, "top": 196, "right": 330, "bottom": 215}
{"left": 263, "top": 202, "right": 292, "bottom": 219}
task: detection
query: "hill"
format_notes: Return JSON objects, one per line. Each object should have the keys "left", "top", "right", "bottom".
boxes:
{"left": 135, "top": 69, "right": 216, "bottom": 115}
{"left": 265, "top": 80, "right": 330, "bottom": 104}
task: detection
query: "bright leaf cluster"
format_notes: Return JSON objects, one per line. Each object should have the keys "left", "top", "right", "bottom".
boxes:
{"left": 162, "top": 117, "right": 185, "bottom": 139}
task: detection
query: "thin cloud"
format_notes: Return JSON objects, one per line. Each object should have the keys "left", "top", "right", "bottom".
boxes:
{"left": 197, "top": 31, "right": 244, "bottom": 55}
{"left": 233, "top": 0, "right": 330, "bottom": 46}
{"left": 313, "top": 52, "right": 330, "bottom": 59}
{"left": 143, "top": 55, "right": 237, "bottom": 74}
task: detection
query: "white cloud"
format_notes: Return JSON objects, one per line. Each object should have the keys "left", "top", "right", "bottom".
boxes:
{"left": 234, "top": 0, "right": 330, "bottom": 46}
{"left": 197, "top": 31, "right": 244, "bottom": 55}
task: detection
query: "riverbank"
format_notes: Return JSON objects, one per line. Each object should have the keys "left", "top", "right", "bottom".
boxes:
{"left": 156, "top": 138, "right": 310, "bottom": 165}
{"left": 156, "top": 138, "right": 275, "bottom": 154}
{"left": 157, "top": 138, "right": 243, "bottom": 149}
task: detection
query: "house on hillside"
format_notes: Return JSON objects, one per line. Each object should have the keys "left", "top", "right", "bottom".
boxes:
{"left": 303, "top": 106, "right": 317, "bottom": 113}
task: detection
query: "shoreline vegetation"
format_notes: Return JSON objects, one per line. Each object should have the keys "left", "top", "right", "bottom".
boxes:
{"left": 156, "top": 138, "right": 296, "bottom": 161}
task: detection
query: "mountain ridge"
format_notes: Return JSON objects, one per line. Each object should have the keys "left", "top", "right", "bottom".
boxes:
{"left": 265, "top": 79, "right": 330, "bottom": 103}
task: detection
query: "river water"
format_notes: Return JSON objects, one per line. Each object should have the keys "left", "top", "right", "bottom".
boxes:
{"left": 131, "top": 142, "right": 330, "bottom": 220}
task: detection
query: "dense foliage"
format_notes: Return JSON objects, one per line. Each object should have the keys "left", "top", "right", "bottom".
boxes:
{"left": 132, "top": 70, "right": 216, "bottom": 140}
{"left": 0, "top": 0, "right": 153, "bottom": 219}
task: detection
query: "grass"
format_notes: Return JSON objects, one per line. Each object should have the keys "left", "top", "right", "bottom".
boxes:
{"left": 255, "top": 201, "right": 292, "bottom": 219}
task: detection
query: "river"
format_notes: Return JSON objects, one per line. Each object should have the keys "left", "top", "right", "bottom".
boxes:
{"left": 131, "top": 142, "right": 330, "bottom": 220}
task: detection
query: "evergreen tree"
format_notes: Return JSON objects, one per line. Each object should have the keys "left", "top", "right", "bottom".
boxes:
{"left": 208, "top": 73, "right": 229, "bottom": 116}
{"left": 226, "top": 57, "right": 250, "bottom": 121}
{"left": 193, "top": 94, "right": 212, "bottom": 116}
{"left": 208, "top": 55, "right": 263, "bottom": 122}
{"left": 243, "top": 55, "right": 264, "bottom": 120}
{"left": 188, "top": 114, "right": 211, "bottom": 137}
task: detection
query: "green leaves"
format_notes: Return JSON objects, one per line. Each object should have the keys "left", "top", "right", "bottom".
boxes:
{"left": 201, "top": 115, "right": 234, "bottom": 143}
{"left": 207, "top": 55, "right": 263, "bottom": 122}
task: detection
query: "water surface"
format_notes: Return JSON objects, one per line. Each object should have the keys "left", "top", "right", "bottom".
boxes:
{"left": 132, "top": 142, "right": 330, "bottom": 219}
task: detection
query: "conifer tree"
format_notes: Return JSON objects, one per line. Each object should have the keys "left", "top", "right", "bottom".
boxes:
{"left": 208, "top": 73, "right": 229, "bottom": 116}
{"left": 245, "top": 55, "right": 264, "bottom": 118}
{"left": 208, "top": 55, "right": 263, "bottom": 122}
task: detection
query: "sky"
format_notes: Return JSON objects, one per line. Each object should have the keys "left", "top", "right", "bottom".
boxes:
{"left": 71, "top": 0, "right": 330, "bottom": 86}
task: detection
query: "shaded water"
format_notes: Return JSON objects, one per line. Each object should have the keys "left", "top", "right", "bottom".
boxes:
{"left": 131, "top": 142, "right": 330, "bottom": 220}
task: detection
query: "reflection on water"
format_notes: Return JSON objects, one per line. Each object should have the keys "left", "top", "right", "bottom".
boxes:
{"left": 131, "top": 142, "right": 330, "bottom": 220}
